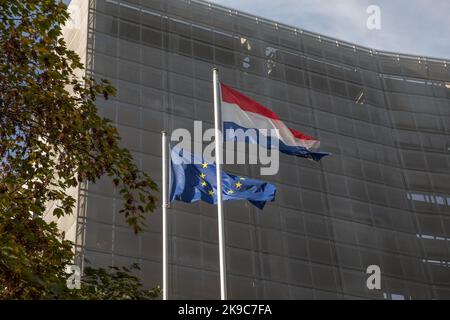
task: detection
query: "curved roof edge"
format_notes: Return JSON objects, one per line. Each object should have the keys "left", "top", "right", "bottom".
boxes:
{"left": 193, "top": 0, "right": 449, "bottom": 65}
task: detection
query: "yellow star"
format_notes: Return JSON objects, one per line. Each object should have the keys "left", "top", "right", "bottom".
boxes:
{"left": 201, "top": 181, "right": 207, "bottom": 187}
{"left": 202, "top": 162, "right": 208, "bottom": 169}
{"left": 235, "top": 182, "right": 242, "bottom": 189}
{"left": 208, "top": 190, "right": 215, "bottom": 196}
{"left": 227, "top": 190, "right": 235, "bottom": 195}
{"left": 200, "top": 173, "right": 206, "bottom": 179}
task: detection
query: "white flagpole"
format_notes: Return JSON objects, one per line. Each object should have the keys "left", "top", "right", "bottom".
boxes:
{"left": 161, "top": 131, "right": 169, "bottom": 300}
{"left": 213, "top": 68, "right": 227, "bottom": 300}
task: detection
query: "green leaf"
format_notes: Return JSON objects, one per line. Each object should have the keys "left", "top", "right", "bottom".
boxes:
{"left": 0, "top": 0, "right": 158, "bottom": 300}
{"left": 53, "top": 207, "right": 64, "bottom": 217}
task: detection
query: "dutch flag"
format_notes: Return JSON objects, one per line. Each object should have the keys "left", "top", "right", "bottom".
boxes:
{"left": 221, "top": 83, "right": 331, "bottom": 161}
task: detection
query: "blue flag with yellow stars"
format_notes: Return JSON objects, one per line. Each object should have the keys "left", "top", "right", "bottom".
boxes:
{"left": 169, "top": 147, "right": 276, "bottom": 210}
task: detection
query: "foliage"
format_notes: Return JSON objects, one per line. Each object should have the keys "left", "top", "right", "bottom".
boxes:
{"left": 0, "top": 0, "right": 158, "bottom": 299}
{"left": 75, "top": 265, "right": 161, "bottom": 300}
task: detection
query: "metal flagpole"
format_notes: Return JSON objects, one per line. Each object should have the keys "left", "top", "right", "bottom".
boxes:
{"left": 212, "top": 68, "right": 227, "bottom": 300}
{"left": 161, "top": 131, "right": 169, "bottom": 300}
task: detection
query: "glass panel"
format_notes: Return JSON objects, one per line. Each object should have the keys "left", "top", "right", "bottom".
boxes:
{"left": 81, "top": 0, "right": 450, "bottom": 299}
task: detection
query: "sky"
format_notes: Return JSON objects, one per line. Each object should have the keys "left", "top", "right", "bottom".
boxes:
{"left": 208, "top": 0, "right": 450, "bottom": 60}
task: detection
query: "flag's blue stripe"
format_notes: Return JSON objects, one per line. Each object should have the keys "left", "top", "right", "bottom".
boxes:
{"left": 223, "top": 122, "right": 330, "bottom": 162}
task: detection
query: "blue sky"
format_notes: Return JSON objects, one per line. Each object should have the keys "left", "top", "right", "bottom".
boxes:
{"left": 209, "top": 0, "right": 450, "bottom": 60}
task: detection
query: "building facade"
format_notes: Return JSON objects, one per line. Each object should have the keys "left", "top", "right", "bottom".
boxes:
{"left": 63, "top": 0, "right": 450, "bottom": 299}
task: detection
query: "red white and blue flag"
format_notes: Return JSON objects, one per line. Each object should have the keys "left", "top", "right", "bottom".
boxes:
{"left": 221, "top": 83, "right": 330, "bottom": 161}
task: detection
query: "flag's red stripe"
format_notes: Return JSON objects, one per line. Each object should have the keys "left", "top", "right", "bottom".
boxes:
{"left": 289, "top": 128, "right": 317, "bottom": 141}
{"left": 221, "top": 83, "right": 319, "bottom": 141}
{"left": 221, "top": 83, "right": 280, "bottom": 120}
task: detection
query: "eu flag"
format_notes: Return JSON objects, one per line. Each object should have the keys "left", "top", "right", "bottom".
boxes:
{"left": 169, "top": 148, "right": 276, "bottom": 209}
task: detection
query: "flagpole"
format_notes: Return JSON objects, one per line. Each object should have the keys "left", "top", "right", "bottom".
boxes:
{"left": 213, "top": 68, "right": 227, "bottom": 300}
{"left": 161, "top": 131, "right": 169, "bottom": 300}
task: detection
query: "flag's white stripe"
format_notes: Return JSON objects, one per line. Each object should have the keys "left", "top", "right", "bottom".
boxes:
{"left": 221, "top": 102, "right": 320, "bottom": 150}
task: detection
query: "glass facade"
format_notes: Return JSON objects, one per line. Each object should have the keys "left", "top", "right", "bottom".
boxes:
{"left": 74, "top": 0, "right": 450, "bottom": 299}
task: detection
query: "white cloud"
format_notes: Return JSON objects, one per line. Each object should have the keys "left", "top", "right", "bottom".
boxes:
{"left": 208, "top": 0, "right": 450, "bottom": 59}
